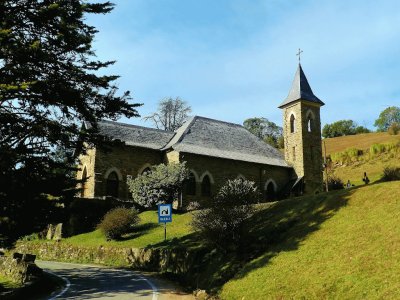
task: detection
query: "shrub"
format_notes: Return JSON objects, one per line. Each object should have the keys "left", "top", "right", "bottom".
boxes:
{"left": 191, "top": 179, "right": 260, "bottom": 252}
{"left": 381, "top": 166, "right": 400, "bottom": 182}
{"left": 186, "top": 201, "right": 201, "bottom": 211}
{"left": 370, "top": 142, "right": 398, "bottom": 157}
{"left": 330, "top": 148, "right": 363, "bottom": 164}
{"left": 327, "top": 175, "right": 344, "bottom": 190}
{"left": 128, "top": 162, "right": 189, "bottom": 208}
{"left": 98, "top": 207, "right": 140, "bottom": 240}
{"left": 388, "top": 122, "right": 400, "bottom": 135}
{"left": 370, "top": 143, "right": 386, "bottom": 156}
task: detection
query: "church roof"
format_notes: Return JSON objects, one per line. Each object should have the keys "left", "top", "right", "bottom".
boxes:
{"left": 89, "top": 117, "right": 289, "bottom": 168}
{"left": 278, "top": 64, "right": 324, "bottom": 108}
{"left": 163, "top": 116, "right": 290, "bottom": 168}
{"left": 93, "top": 120, "right": 175, "bottom": 150}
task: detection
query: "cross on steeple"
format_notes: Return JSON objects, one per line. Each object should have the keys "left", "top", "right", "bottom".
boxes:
{"left": 296, "top": 48, "right": 303, "bottom": 63}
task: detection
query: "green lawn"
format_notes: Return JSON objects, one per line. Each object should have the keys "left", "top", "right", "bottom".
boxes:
{"left": 64, "top": 210, "right": 196, "bottom": 249}
{"left": 220, "top": 181, "right": 400, "bottom": 299}
{"left": 332, "top": 151, "right": 400, "bottom": 185}
{"left": 324, "top": 132, "right": 400, "bottom": 155}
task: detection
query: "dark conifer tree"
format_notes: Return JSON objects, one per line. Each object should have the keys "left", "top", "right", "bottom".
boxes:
{"left": 0, "top": 1, "right": 140, "bottom": 242}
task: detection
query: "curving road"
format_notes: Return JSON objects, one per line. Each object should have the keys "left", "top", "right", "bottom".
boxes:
{"left": 36, "top": 261, "right": 192, "bottom": 300}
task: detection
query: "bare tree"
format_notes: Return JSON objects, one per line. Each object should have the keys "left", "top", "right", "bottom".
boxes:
{"left": 144, "top": 97, "right": 192, "bottom": 131}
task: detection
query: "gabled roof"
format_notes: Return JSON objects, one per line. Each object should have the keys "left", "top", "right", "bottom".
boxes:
{"left": 87, "top": 120, "right": 175, "bottom": 150}
{"left": 163, "top": 116, "right": 290, "bottom": 168}
{"left": 278, "top": 64, "right": 324, "bottom": 108}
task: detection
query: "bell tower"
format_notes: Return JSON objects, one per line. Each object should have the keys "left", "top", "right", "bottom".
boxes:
{"left": 278, "top": 63, "right": 324, "bottom": 194}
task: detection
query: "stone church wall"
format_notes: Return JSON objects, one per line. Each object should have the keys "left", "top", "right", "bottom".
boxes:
{"left": 77, "top": 145, "right": 292, "bottom": 204}
{"left": 94, "top": 145, "right": 164, "bottom": 200}
{"left": 77, "top": 147, "right": 96, "bottom": 198}
{"left": 180, "top": 152, "right": 292, "bottom": 204}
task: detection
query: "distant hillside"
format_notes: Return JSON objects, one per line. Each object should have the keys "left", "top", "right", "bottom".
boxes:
{"left": 220, "top": 181, "right": 400, "bottom": 299}
{"left": 323, "top": 132, "right": 400, "bottom": 156}
{"left": 322, "top": 132, "right": 400, "bottom": 185}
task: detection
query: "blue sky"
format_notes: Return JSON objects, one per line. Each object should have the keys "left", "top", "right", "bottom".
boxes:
{"left": 87, "top": 0, "right": 400, "bottom": 130}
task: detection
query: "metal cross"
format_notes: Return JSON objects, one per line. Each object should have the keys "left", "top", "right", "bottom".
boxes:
{"left": 296, "top": 48, "right": 303, "bottom": 63}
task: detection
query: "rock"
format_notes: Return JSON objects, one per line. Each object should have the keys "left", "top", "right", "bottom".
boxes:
{"left": 46, "top": 224, "right": 55, "bottom": 240}
{"left": 194, "top": 289, "right": 208, "bottom": 300}
{"left": 53, "top": 223, "right": 63, "bottom": 241}
{"left": 1, "top": 253, "right": 42, "bottom": 284}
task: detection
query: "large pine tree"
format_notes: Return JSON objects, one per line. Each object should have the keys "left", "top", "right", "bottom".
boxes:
{"left": 0, "top": 1, "right": 140, "bottom": 242}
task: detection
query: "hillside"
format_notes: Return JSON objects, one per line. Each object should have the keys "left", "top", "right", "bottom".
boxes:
{"left": 220, "top": 182, "right": 400, "bottom": 299}
{"left": 321, "top": 132, "right": 400, "bottom": 185}
{"left": 323, "top": 132, "right": 400, "bottom": 156}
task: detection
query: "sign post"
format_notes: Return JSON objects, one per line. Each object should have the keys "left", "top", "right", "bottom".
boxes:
{"left": 158, "top": 203, "right": 172, "bottom": 241}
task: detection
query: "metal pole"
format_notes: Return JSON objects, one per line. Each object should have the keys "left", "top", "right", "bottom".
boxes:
{"left": 324, "top": 140, "right": 329, "bottom": 192}
{"left": 164, "top": 222, "right": 166, "bottom": 241}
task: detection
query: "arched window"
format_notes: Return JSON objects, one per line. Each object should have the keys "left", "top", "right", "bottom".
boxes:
{"left": 307, "top": 117, "right": 314, "bottom": 132}
{"left": 306, "top": 110, "right": 315, "bottom": 132}
{"left": 201, "top": 175, "right": 211, "bottom": 197}
{"left": 141, "top": 167, "right": 151, "bottom": 175}
{"left": 290, "top": 114, "right": 296, "bottom": 133}
{"left": 106, "top": 171, "right": 119, "bottom": 198}
{"left": 265, "top": 182, "right": 276, "bottom": 201}
{"left": 185, "top": 172, "right": 196, "bottom": 196}
{"left": 81, "top": 167, "right": 87, "bottom": 198}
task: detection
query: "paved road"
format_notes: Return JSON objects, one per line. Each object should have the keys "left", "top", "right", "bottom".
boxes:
{"left": 36, "top": 261, "right": 168, "bottom": 300}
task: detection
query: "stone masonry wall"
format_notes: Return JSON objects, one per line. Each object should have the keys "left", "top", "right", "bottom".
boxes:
{"left": 77, "top": 144, "right": 292, "bottom": 204}
{"left": 76, "top": 147, "right": 96, "bottom": 198}
{"left": 283, "top": 101, "right": 323, "bottom": 194}
{"left": 94, "top": 145, "right": 164, "bottom": 200}
{"left": 300, "top": 102, "right": 324, "bottom": 193}
{"left": 283, "top": 102, "right": 304, "bottom": 177}
{"left": 180, "top": 152, "right": 292, "bottom": 204}
{"left": 15, "top": 241, "right": 203, "bottom": 276}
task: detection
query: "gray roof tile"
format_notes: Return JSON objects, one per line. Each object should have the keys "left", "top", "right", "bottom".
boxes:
{"left": 89, "top": 117, "right": 290, "bottom": 168}
{"left": 164, "top": 116, "right": 290, "bottom": 167}
{"left": 95, "top": 120, "right": 175, "bottom": 150}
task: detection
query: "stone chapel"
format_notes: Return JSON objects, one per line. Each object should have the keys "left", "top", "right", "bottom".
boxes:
{"left": 77, "top": 63, "right": 324, "bottom": 205}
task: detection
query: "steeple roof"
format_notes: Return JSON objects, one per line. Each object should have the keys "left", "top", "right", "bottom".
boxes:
{"left": 278, "top": 64, "right": 324, "bottom": 108}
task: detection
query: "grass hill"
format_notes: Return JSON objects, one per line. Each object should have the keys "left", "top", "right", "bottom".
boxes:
{"left": 323, "top": 132, "right": 400, "bottom": 155}
{"left": 220, "top": 181, "right": 400, "bottom": 299}
{"left": 323, "top": 132, "right": 400, "bottom": 185}
{"left": 18, "top": 183, "right": 400, "bottom": 299}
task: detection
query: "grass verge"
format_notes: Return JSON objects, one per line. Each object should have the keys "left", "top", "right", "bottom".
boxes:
{"left": 65, "top": 210, "right": 196, "bottom": 248}
{"left": 220, "top": 181, "right": 400, "bottom": 299}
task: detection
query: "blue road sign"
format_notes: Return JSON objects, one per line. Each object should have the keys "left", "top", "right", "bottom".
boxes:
{"left": 158, "top": 203, "right": 172, "bottom": 223}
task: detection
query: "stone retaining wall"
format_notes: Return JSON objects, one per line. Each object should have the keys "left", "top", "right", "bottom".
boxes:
{"left": 0, "top": 253, "right": 42, "bottom": 284}
{"left": 15, "top": 241, "right": 205, "bottom": 276}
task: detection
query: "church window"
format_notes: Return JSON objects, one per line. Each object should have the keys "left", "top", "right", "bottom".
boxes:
{"left": 81, "top": 167, "right": 87, "bottom": 198}
{"left": 201, "top": 175, "right": 211, "bottom": 197}
{"left": 265, "top": 182, "right": 276, "bottom": 201}
{"left": 106, "top": 171, "right": 119, "bottom": 198}
{"left": 306, "top": 110, "right": 315, "bottom": 132}
{"left": 307, "top": 116, "right": 314, "bottom": 132}
{"left": 290, "top": 114, "right": 296, "bottom": 133}
{"left": 185, "top": 172, "right": 196, "bottom": 196}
